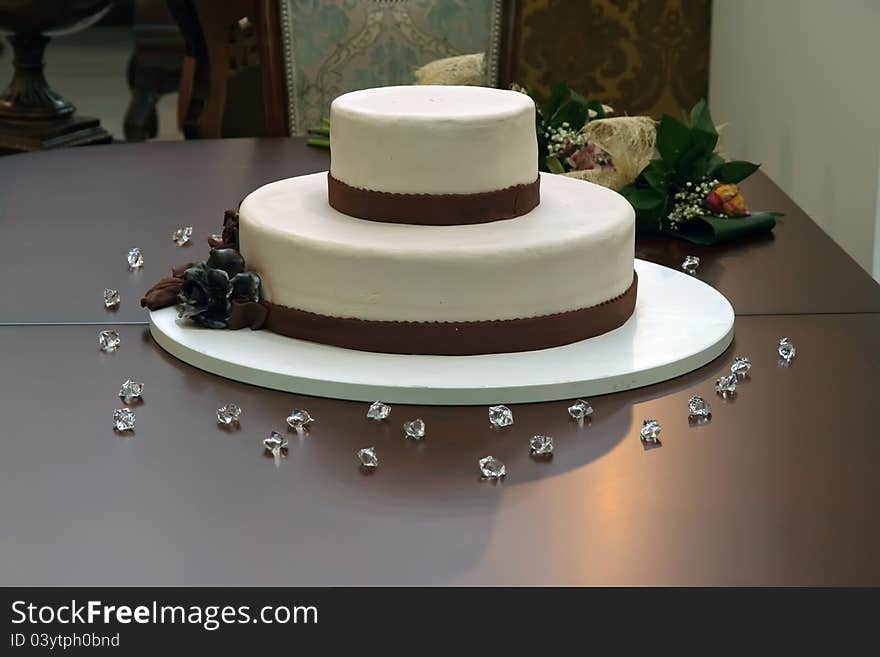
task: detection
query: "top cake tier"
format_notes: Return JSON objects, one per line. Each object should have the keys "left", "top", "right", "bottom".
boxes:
{"left": 327, "top": 85, "right": 540, "bottom": 225}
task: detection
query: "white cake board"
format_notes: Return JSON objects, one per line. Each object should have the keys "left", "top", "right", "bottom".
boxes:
{"left": 149, "top": 260, "right": 734, "bottom": 405}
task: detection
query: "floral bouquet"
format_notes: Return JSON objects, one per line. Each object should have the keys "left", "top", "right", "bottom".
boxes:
{"left": 620, "top": 99, "right": 781, "bottom": 244}
{"left": 516, "top": 81, "right": 613, "bottom": 174}
{"left": 513, "top": 81, "right": 656, "bottom": 191}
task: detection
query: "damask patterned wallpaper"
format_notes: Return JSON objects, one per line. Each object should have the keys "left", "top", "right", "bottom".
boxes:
{"left": 516, "top": 0, "right": 712, "bottom": 119}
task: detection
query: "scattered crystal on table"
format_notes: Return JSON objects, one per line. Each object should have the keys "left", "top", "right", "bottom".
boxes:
{"left": 118, "top": 379, "right": 144, "bottom": 404}
{"left": 479, "top": 455, "right": 506, "bottom": 479}
{"left": 640, "top": 419, "right": 662, "bottom": 443}
{"left": 357, "top": 446, "right": 379, "bottom": 468}
{"left": 403, "top": 418, "right": 425, "bottom": 440}
{"left": 172, "top": 226, "right": 193, "bottom": 246}
{"left": 263, "top": 431, "right": 288, "bottom": 454}
{"left": 715, "top": 373, "right": 737, "bottom": 396}
{"left": 731, "top": 356, "right": 752, "bottom": 378}
{"left": 286, "top": 409, "right": 314, "bottom": 432}
{"left": 682, "top": 255, "right": 700, "bottom": 274}
{"left": 567, "top": 399, "right": 593, "bottom": 421}
{"left": 529, "top": 434, "right": 554, "bottom": 455}
{"left": 366, "top": 401, "right": 391, "bottom": 421}
{"left": 778, "top": 337, "right": 796, "bottom": 362}
{"left": 103, "top": 288, "right": 120, "bottom": 309}
{"left": 127, "top": 247, "right": 144, "bottom": 269}
{"left": 112, "top": 408, "right": 136, "bottom": 432}
{"left": 98, "top": 330, "right": 120, "bottom": 352}
{"left": 687, "top": 395, "right": 711, "bottom": 417}
{"left": 216, "top": 403, "right": 241, "bottom": 426}
{"left": 488, "top": 405, "right": 514, "bottom": 428}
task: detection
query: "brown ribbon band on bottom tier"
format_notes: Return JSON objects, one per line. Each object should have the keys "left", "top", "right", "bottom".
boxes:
{"left": 228, "top": 272, "right": 638, "bottom": 356}
{"left": 327, "top": 173, "right": 541, "bottom": 225}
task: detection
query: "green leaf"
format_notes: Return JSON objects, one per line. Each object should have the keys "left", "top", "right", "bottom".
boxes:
{"left": 568, "top": 87, "right": 605, "bottom": 119}
{"left": 689, "top": 127, "right": 718, "bottom": 155}
{"left": 707, "top": 153, "right": 725, "bottom": 177}
{"left": 620, "top": 182, "right": 637, "bottom": 195}
{"left": 622, "top": 187, "right": 665, "bottom": 211}
{"left": 668, "top": 211, "right": 781, "bottom": 245}
{"left": 642, "top": 160, "right": 671, "bottom": 192}
{"left": 680, "top": 151, "right": 711, "bottom": 182}
{"left": 688, "top": 98, "right": 716, "bottom": 135}
{"left": 569, "top": 88, "right": 590, "bottom": 107}
{"left": 680, "top": 98, "right": 717, "bottom": 157}
{"left": 656, "top": 115, "right": 693, "bottom": 164}
{"left": 718, "top": 160, "right": 761, "bottom": 183}
{"left": 550, "top": 99, "right": 588, "bottom": 129}
{"left": 621, "top": 184, "right": 667, "bottom": 231}
{"left": 546, "top": 82, "right": 570, "bottom": 119}
{"left": 640, "top": 201, "right": 668, "bottom": 232}
{"left": 545, "top": 156, "right": 565, "bottom": 174}
{"left": 672, "top": 143, "right": 713, "bottom": 183}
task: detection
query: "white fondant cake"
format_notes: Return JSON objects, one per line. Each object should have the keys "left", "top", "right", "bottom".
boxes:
{"left": 329, "top": 85, "right": 538, "bottom": 194}
{"left": 237, "top": 85, "right": 636, "bottom": 353}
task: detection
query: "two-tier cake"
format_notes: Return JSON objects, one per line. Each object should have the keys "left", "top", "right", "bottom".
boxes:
{"left": 234, "top": 85, "right": 637, "bottom": 355}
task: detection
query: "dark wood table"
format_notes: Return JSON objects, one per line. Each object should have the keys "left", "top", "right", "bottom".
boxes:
{"left": 1, "top": 139, "right": 879, "bottom": 585}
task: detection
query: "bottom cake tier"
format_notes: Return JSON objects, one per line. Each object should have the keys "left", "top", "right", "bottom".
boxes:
{"left": 237, "top": 172, "right": 636, "bottom": 355}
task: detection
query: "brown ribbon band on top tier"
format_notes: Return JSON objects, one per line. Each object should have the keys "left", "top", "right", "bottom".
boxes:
{"left": 228, "top": 272, "right": 637, "bottom": 356}
{"left": 327, "top": 173, "right": 541, "bottom": 225}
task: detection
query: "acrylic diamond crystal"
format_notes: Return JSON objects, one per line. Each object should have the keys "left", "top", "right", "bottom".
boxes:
{"left": 286, "top": 409, "right": 314, "bottom": 432}
{"left": 687, "top": 395, "right": 711, "bottom": 417}
{"left": 479, "top": 455, "right": 506, "bottom": 479}
{"left": 112, "top": 408, "right": 136, "bottom": 432}
{"left": 715, "top": 373, "right": 737, "bottom": 396}
{"left": 98, "top": 330, "right": 120, "bottom": 352}
{"left": 119, "top": 379, "right": 144, "bottom": 404}
{"left": 778, "top": 337, "right": 796, "bottom": 362}
{"left": 172, "top": 226, "right": 193, "bottom": 246}
{"left": 529, "top": 434, "right": 554, "bottom": 455}
{"left": 263, "top": 430, "right": 288, "bottom": 453}
{"left": 640, "top": 419, "right": 661, "bottom": 443}
{"left": 127, "top": 247, "right": 144, "bottom": 269}
{"left": 682, "top": 255, "right": 700, "bottom": 274}
{"left": 403, "top": 418, "right": 425, "bottom": 440}
{"left": 103, "top": 288, "right": 120, "bottom": 309}
{"left": 366, "top": 401, "right": 391, "bottom": 421}
{"left": 488, "top": 405, "right": 514, "bottom": 428}
{"left": 357, "top": 446, "right": 379, "bottom": 468}
{"left": 731, "top": 356, "right": 752, "bottom": 378}
{"left": 216, "top": 403, "right": 241, "bottom": 426}
{"left": 567, "top": 399, "right": 593, "bottom": 421}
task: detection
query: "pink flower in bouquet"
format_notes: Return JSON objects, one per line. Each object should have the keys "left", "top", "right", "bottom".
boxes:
{"left": 565, "top": 142, "right": 613, "bottom": 172}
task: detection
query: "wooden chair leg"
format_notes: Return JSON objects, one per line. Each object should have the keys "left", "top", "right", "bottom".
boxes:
{"left": 124, "top": 0, "right": 185, "bottom": 141}
{"left": 123, "top": 85, "right": 159, "bottom": 141}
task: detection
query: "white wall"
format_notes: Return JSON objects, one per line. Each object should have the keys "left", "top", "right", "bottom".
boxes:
{"left": 709, "top": 0, "right": 880, "bottom": 279}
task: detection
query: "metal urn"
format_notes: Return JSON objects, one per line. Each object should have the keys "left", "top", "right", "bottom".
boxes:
{"left": 0, "top": 0, "right": 115, "bottom": 153}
